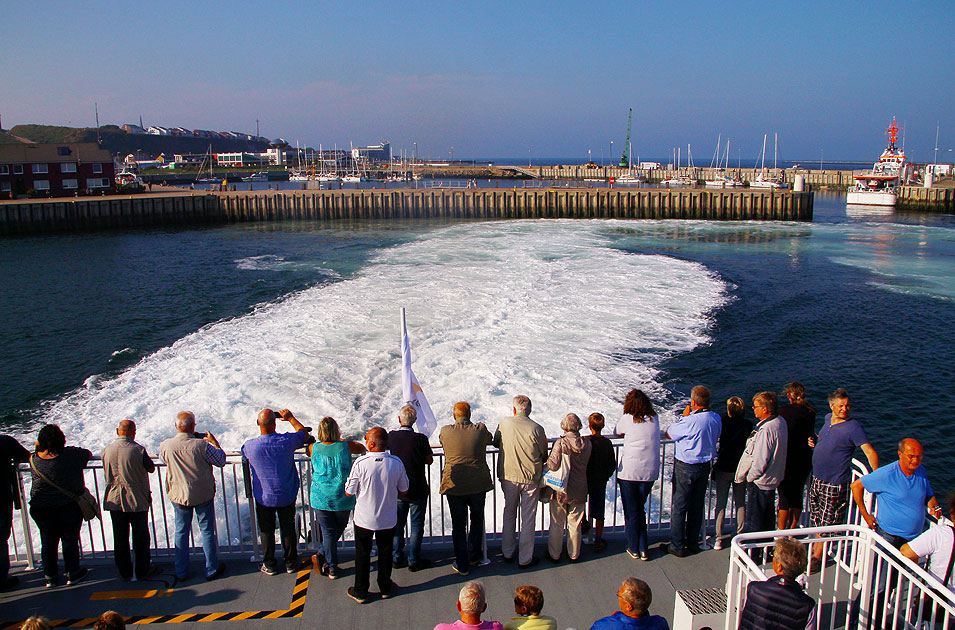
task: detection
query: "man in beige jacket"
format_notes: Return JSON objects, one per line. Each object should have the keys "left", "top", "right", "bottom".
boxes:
{"left": 102, "top": 420, "right": 157, "bottom": 581}
{"left": 159, "top": 412, "right": 226, "bottom": 582}
{"left": 493, "top": 395, "right": 548, "bottom": 568}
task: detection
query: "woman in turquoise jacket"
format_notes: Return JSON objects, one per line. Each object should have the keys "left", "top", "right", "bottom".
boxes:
{"left": 308, "top": 416, "right": 365, "bottom": 579}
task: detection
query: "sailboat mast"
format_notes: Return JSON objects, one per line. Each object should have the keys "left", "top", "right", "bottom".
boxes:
{"left": 760, "top": 134, "right": 767, "bottom": 172}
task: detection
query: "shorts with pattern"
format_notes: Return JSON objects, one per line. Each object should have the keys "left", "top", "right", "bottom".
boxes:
{"left": 808, "top": 476, "right": 850, "bottom": 528}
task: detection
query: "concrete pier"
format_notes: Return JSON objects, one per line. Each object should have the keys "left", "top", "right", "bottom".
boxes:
{"left": 535, "top": 165, "right": 856, "bottom": 188}
{"left": 897, "top": 185, "right": 954, "bottom": 211}
{"left": 0, "top": 187, "right": 813, "bottom": 235}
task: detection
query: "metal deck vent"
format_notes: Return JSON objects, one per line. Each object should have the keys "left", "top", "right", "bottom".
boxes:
{"left": 673, "top": 588, "right": 727, "bottom": 630}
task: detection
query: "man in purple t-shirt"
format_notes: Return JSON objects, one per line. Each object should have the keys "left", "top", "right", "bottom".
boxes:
{"left": 806, "top": 388, "right": 878, "bottom": 572}
{"left": 241, "top": 408, "right": 309, "bottom": 575}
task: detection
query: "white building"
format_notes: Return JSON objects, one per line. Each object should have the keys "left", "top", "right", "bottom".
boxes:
{"left": 216, "top": 152, "right": 266, "bottom": 167}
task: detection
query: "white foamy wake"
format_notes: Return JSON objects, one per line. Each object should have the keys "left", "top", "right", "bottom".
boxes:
{"left": 234, "top": 254, "right": 286, "bottom": 270}
{"left": 34, "top": 220, "right": 728, "bottom": 452}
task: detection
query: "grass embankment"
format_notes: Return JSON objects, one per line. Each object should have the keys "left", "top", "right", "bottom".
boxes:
{"left": 7, "top": 125, "right": 268, "bottom": 157}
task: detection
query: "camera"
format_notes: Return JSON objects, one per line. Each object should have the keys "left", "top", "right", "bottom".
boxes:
{"left": 193, "top": 432, "right": 208, "bottom": 439}
{"left": 302, "top": 426, "right": 316, "bottom": 446}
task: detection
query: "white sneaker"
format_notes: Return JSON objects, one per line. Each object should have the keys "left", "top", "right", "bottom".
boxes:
{"left": 713, "top": 538, "right": 724, "bottom": 551}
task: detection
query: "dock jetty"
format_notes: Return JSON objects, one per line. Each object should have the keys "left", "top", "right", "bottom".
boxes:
{"left": 897, "top": 185, "right": 954, "bottom": 211}
{"left": 0, "top": 187, "right": 813, "bottom": 235}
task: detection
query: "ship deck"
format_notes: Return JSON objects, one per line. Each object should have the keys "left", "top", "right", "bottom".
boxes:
{"left": 1, "top": 534, "right": 732, "bottom": 630}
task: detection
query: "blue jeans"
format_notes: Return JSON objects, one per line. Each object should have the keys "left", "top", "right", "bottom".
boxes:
{"left": 173, "top": 499, "right": 219, "bottom": 579}
{"left": 670, "top": 460, "right": 710, "bottom": 553}
{"left": 446, "top": 492, "right": 485, "bottom": 570}
{"left": 619, "top": 480, "right": 654, "bottom": 554}
{"left": 314, "top": 509, "right": 350, "bottom": 570}
{"left": 393, "top": 496, "right": 427, "bottom": 565}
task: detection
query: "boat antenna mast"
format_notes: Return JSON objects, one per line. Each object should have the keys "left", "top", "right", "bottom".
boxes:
{"left": 886, "top": 117, "right": 899, "bottom": 150}
{"left": 619, "top": 108, "right": 632, "bottom": 168}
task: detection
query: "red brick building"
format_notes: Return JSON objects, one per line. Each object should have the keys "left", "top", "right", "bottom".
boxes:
{"left": 0, "top": 142, "right": 115, "bottom": 199}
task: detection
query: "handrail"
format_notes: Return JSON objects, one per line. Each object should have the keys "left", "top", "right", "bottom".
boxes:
{"left": 726, "top": 459, "right": 952, "bottom": 630}
{"left": 727, "top": 524, "right": 955, "bottom": 630}
{"left": 8, "top": 436, "right": 680, "bottom": 568}
{"left": 7, "top": 442, "right": 881, "bottom": 584}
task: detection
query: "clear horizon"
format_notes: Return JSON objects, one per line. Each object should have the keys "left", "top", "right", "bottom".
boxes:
{"left": 1, "top": 1, "right": 952, "bottom": 164}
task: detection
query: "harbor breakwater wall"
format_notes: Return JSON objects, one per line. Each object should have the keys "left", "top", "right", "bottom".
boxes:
{"left": 0, "top": 188, "right": 813, "bottom": 235}
{"left": 534, "top": 165, "right": 856, "bottom": 188}
{"left": 898, "top": 185, "right": 953, "bottom": 211}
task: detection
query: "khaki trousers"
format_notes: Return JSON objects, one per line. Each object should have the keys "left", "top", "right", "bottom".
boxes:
{"left": 548, "top": 499, "right": 585, "bottom": 560}
{"left": 501, "top": 480, "right": 539, "bottom": 565}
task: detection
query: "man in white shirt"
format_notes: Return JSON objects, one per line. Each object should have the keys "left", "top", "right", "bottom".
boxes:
{"left": 344, "top": 426, "right": 409, "bottom": 604}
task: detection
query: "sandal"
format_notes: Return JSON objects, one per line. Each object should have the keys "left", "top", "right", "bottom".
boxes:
{"left": 593, "top": 538, "right": 607, "bottom": 553}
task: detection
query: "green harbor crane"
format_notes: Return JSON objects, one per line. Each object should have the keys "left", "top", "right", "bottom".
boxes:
{"left": 619, "top": 108, "right": 632, "bottom": 168}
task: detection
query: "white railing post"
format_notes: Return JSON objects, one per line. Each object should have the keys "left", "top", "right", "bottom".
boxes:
{"left": 15, "top": 468, "right": 35, "bottom": 569}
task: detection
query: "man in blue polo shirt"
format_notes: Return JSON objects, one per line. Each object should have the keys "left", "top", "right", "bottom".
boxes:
{"left": 852, "top": 438, "right": 940, "bottom": 546}
{"left": 241, "top": 408, "right": 309, "bottom": 575}
{"left": 665, "top": 385, "right": 721, "bottom": 557}
{"left": 852, "top": 437, "right": 939, "bottom": 628}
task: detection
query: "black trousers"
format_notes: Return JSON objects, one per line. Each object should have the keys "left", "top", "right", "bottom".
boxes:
{"left": 1, "top": 502, "right": 11, "bottom": 582}
{"left": 109, "top": 510, "right": 151, "bottom": 579}
{"left": 255, "top": 502, "right": 297, "bottom": 570}
{"left": 353, "top": 525, "right": 394, "bottom": 596}
{"left": 30, "top": 502, "right": 83, "bottom": 578}
{"left": 446, "top": 493, "right": 485, "bottom": 570}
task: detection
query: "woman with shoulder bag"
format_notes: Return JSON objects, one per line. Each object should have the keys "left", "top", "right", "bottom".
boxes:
{"left": 546, "top": 413, "right": 592, "bottom": 563}
{"left": 29, "top": 424, "right": 93, "bottom": 588}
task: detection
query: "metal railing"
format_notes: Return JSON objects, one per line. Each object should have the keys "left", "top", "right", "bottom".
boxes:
{"left": 727, "top": 524, "right": 955, "bottom": 630}
{"left": 9, "top": 436, "right": 720, "bottom": 569}
{"left": 725, "top": 459, "right": 955, "bottom": 630}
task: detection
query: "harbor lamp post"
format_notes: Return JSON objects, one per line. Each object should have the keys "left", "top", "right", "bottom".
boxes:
{"left": 610, "top": 140, "right": 614, "bottom": 170}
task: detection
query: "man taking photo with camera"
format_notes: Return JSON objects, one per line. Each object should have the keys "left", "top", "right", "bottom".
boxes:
{"left": 241, "top": 408, "right": 310, "bottom": 575}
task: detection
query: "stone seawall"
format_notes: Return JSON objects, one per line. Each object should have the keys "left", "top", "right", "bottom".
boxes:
{"left": 0, "top": 188, "right": 813, "bottom": 235}
{"left": 897, "top": 186, "right": 953, "bottom": 211}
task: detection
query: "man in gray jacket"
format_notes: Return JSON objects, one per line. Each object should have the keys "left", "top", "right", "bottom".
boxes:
{"left": 735, "top": 391, "right": 788, "bottom": 535}
{"left": 492, "top": 395, "right": 548, "bottom": 568}
{"left": 102, "top": 420, "right": 157, "bottom": 581}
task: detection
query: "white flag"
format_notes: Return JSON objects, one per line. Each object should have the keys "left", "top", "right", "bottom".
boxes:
{"left": 400, "top": 308, "right": 437, "bottom": 437}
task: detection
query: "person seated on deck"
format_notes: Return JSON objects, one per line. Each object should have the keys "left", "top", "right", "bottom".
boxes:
{"left": 434, "top": 581, "right": 504, "bottom": 630}
{"left": 504, "top": 585, "right": 556, "bottom": 630}
{"left": 901, "top": 491, "right": 955, "bottom": 595}
{"left": 93, "top": 611, "right": 126, "bottom": 630}
{"left": 736, "top": 537, "right": 815, "bottom": 630}
{"left": 589, "top": 578, "right": 669, "bottom": 630}
{"left": 20, "top": 617, "right": 51, "bottom": 630}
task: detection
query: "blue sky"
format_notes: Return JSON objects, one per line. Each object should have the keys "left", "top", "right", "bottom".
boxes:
{"left": 1, "top": 0, "right": 952, "bottom": 162}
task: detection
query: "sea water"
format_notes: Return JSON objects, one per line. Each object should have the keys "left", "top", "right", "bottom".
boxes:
{"left": 2, "top": 192, "right": 954, "bottom": 487}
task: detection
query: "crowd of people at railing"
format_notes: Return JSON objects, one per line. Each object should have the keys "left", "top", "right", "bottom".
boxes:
{"left": 1, "top": 382, "right": 953, "bottom": 630}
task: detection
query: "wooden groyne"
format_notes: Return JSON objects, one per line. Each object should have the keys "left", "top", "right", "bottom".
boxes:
{"left": 0, "top": 188, "right": 813, "bottom": 235}
{"left": 897, "top": 186, "right": 953, "bottom": 211}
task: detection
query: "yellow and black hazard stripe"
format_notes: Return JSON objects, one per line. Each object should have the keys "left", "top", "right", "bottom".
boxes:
{"left": 1, "top": 570, "right": 311, "bottom": 629}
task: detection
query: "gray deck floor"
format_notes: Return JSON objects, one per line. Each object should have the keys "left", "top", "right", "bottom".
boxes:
{"left": 1, "top": 536, "right": 733, "bottom": 630}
